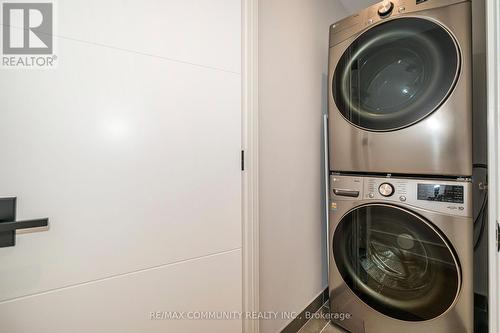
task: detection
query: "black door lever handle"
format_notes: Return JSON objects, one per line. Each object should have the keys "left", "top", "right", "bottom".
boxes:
{"left": 0, "top": 197, "right": 49, "bottom": 248}
{"left": 0, "top": 218, "right": 49, "bottom": 233}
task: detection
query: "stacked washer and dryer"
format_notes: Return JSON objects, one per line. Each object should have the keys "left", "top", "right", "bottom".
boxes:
{"left": 327, "top": 0, "right": 474, "bottom": 332}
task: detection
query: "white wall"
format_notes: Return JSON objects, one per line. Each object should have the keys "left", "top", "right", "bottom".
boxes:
{"left": 258, "top": 1, "right": 347, "bottom": 332}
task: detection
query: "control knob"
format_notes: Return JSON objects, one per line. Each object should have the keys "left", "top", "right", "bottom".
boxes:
{"left": 379, "top": 183, "right": 395, "bottom": 197}
{"left": 378, "top": 1, "right": 394, "bottom": 17}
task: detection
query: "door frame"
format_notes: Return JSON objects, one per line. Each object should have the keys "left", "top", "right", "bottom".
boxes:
{"left": 242, "top": 0, "right": 259, "bottom": 332}
{"left": 486, "top": 1, "right": 500, "bottom": 332}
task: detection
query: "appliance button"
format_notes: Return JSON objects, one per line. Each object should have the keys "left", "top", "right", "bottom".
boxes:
{"left": 399, "top": 196, "right": 407, "bottom": 202}
{"left": 398, "top": 6, "right": 405, "bottom": 13}
{"left": 369, "top": 193, "right": 375, "bottom": 198}
{"left": 378, "top": 1, "right": 394, "bottom": 17}
{"left": 379, "top": 183, "right": 394, "bottom": 197}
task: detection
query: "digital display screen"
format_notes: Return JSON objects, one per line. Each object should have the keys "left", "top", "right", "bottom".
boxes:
{"left": 417, "top": 184, "right": 464, "bottom": 204}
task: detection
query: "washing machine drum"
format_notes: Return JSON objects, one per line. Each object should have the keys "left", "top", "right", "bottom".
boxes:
{"left": 333, "top": 204, "right": 461, "bottom": 321}
{"left": 332, "top": 17, "right": 460, "bottom": 131}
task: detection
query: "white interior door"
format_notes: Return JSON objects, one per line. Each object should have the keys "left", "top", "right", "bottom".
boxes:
{"left": 0, "top": 1, "right": 242, "bottom": 332}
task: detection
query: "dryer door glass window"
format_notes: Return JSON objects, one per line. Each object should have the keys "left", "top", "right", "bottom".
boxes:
{"left": 332, "top": 18, "right": 459, "bottom": 131}
{"left": 333, "top": 204, "right": 460, "bottom": 321}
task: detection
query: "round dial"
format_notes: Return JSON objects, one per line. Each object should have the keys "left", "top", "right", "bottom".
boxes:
{"left": 379, "top": 183, "right": 395, "bottom": 197}
{"left": 378, "top": 1, "right": 394, "bottom": 16}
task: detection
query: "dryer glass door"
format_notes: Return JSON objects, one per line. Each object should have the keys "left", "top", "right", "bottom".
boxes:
{"left": 332, "top": 17, "right": 459, "bottom": 131}
{"left": 333, "top": 204, "right": 460, "bottom": 321}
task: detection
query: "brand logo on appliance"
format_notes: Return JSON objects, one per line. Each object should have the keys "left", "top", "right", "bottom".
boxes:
{"left": 1, "top": 1, "right": 56, "bottom": 68}
{"left": 447, "top": 205, "right": 465, "bottom": 212}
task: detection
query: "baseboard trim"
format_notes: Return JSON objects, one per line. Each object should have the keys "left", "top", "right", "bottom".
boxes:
{"left": 280, "top": 287, "right": 329, "bottom": 333}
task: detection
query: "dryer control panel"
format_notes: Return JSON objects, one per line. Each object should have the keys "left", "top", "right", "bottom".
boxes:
{"left": 329, "top": 0, "right": 467, "bottom": 47}
{"left": 331, "top": 175, "right": 471, "bottom": 217}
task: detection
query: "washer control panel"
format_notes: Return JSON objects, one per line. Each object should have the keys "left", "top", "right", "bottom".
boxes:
{"left": 365, "top": 178, "right": 409, "bottom": 202}
{"left": 331, "top": 175, "right": 471, "bottom": 217}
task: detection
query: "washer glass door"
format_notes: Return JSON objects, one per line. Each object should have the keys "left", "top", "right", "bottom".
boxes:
{"left": 332, "top": 18, "right": 459, "bottom": 131}
{"left": 333, "top": 204, "right": 460, "bottom": 321}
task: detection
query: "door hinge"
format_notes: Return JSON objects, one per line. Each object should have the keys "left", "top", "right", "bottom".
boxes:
{"left": 241, "top": 150, "right": 245, "bottom": 171}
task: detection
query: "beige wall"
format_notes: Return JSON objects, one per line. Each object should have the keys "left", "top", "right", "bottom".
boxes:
{"left": 258, "top": 1, "right": 347, "bottom": 332}
{"left": 338, "top": 0, "right": 380, "bottom": 15}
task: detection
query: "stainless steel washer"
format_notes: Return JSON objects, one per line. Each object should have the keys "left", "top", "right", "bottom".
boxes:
{"left": 329, "top": 174, "right": 473, "bottom": 333}
{"left": 328, "top": 0, "right": 472, "bottom": 176}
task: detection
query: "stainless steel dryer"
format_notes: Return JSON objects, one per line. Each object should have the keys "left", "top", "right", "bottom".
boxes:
{"left": 328, "top": 0, "right": 472, "bottom": 176}
{"left": 328, "top": 174, "right": 473, "bottom": 333}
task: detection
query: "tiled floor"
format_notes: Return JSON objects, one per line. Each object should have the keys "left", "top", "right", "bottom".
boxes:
{"left": 297, "top": 302, "right": 346, "bottom": 333}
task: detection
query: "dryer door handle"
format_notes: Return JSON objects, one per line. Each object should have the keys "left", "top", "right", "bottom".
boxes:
{"left": 333, "top": 189, "right": 360, "bottom": 198}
